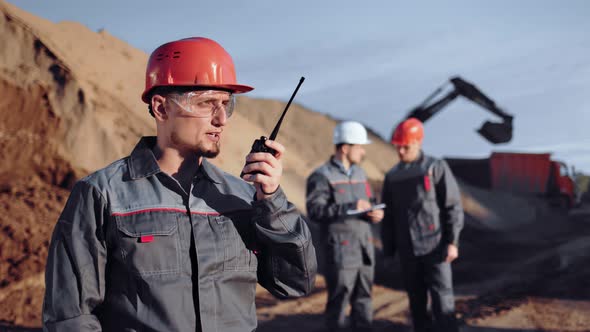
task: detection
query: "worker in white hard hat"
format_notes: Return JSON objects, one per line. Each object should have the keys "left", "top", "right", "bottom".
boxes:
{"left": 306, "top": 120, "right": 384, "bottom": 330}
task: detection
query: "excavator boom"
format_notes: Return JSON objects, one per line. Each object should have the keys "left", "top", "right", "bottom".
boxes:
{"left": 400, "top": 76, "right": 513, "bottom": 144}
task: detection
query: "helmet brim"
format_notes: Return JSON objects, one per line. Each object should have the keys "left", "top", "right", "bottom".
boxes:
{"left": 333, "top": 139, "right": 372, "bottom": 145}
{"left": 141, "top": 84, "right": 254, "bottom": 103}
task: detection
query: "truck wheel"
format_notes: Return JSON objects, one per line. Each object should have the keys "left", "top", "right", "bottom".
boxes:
{"left": 555, "top": 195, "right": 571, "bottom": 210}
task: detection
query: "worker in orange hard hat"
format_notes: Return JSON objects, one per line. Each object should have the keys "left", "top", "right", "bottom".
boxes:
{"left": 391, "top": 117, "right": 424, "bottom": 163}
{"left": 382, "top": 117, "right": 464, "bottom": 332}
{"left": 43, "top": 37, "right": 317, "bottom": 332}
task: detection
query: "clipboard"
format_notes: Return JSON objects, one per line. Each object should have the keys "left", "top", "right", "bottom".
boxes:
{"left": 346, "top": 203, "right": 386, "bottom": 216}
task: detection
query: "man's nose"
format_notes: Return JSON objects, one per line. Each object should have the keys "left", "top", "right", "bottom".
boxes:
{"left": 212, "top": 106, "right": 228, "bottom": 126}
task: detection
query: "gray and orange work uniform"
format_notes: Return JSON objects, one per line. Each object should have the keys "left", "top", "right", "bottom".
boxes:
{"left": 306, "top": 157, "right": 376, "bottom": 329}
{"left": 381, "top": 152, "right": 463, "bottom": 332}
{"left": 42, "top": 136, "right": 317, "bottom": 332}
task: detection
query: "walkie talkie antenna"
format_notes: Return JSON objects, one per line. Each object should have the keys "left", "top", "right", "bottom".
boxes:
{"left": 269, "top": 76, "right": 305, "bottom": 140}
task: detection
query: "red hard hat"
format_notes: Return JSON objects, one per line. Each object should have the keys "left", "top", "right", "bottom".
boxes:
{"left": 141, "top": 37, "right": 254, "bottom": 103}
{"left": 391, "top": 118, "right": 424, "bottom": 145}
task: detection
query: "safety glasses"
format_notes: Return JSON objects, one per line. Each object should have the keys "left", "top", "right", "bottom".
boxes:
{"left": 168, "top": 90, "right": 235, "bottom": 118}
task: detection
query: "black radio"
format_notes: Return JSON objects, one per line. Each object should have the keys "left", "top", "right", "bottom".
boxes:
{"left": 240, "top": 77, "right": 305, "bottom": 177}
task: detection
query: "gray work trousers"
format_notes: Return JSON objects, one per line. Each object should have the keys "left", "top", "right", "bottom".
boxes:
{"left": 325, "top": 264, "right": 374, "bottom": 330}
{"left": 400, "top": 252, "right": 459, "bottom": 332}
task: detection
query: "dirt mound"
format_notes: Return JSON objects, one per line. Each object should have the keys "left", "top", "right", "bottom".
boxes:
{"left": 0, "top": 0, "right": 151, "bottom": 182}
{"left": 0, "top": 178, "right": 67, "bottom": 327}
{"left": 459, "top": 179, "right": 544, "bottom": 231}
{"left": 453, "top": 183, "right": 590, "bottom": 331}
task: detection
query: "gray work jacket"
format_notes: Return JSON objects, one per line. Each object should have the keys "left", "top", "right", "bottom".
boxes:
{"left": 42, "top": 136, "right": 317, "bottom": 332}
{"left": 381, "top": 152, "right": 464, "bottom": 257}
{"left": 306, "top": 157, "right": 375, "bottom": 268}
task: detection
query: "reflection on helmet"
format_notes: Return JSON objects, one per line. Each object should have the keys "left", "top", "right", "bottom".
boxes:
{"left": 391, "top": 118, "right": 424, "bottom": 145}
{"left": 333, "top": 121, "right": 371, "bottom": 145}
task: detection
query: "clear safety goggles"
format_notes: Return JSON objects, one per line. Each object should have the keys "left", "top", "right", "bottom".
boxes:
{"left": 168, "top": 90, "right": 236, "bottom": 118}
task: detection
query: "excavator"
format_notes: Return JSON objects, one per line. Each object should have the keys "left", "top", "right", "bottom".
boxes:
{"left": 396, "top": 76, "right": 514, "bottom": 144}
{"left": 400, "top": 76, "right": 578, "bottom": 209}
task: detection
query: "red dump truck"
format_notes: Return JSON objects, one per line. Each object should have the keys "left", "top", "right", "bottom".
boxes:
{"left": 445, "top": 152, "right": 577, "bottom": 209}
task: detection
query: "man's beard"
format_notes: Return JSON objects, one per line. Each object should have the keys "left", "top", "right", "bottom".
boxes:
{"left": 171, "top": 133, "right": 221, "bottom": 158}
{"left": 348, "top": 155, "right": 364, "bottom": 165}
{"left": 200, "top": 144, "right": 220, "bottom": 158}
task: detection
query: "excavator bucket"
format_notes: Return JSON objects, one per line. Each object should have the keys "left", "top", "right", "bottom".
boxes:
{"left": 477, "top": 120, "right": 512, "bottom": 144}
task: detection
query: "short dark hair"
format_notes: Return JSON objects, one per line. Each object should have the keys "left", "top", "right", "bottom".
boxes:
{"left": 146, "top": 86, "right": 195, "bottom": 117}
{"left": 335, "top": 143, "right": 351, "bottom": 151}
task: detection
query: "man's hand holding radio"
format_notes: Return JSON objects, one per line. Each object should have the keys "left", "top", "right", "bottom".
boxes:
{"left": 241, "top": 139, "right": 284, "bottom": 200}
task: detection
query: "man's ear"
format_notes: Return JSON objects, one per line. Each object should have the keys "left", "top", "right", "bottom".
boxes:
{"left": 340, "top": 144, "right": 351, "bottom": 155}
{"left": 151, "top": 94, "right": 168, "bottom": 121}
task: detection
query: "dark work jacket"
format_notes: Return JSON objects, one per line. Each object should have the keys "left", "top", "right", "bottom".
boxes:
{"left": 42, "top": 136, "right": 317, "bottom": 332}
{"left": 306, "top": 157, "right": 375, "bottom": 268}
{"left": 381, "top": 152, "right": 464, "bottom": 257}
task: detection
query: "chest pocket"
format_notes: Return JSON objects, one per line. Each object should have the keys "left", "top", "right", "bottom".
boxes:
{"left": 115, "top": 212, "right": 181, "bottom": 277}
{"left": 412, "top": 171, "right": 441, "bottom": 238}
{"left": 414, "top": 196, "right": 440, "bottom": 236}
{"left": 211, "top": 215, "right": 258, "bottom": 272}
{"left": 332, "top": 182, "right": 351, "bottom": 204}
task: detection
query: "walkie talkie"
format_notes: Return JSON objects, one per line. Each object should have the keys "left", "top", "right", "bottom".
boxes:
{"left": 240, "top": 76, "right": 305, "bottom": 178}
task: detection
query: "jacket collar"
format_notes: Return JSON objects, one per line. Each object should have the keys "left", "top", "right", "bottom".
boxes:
{"left": 198, "top": 158, "right": 223, "bottom": 184}
{"left": 128, "top": 137, "right": 161, "bottom": 180}
{"left": 128, "top": 136, "right": 222, "bottom": 184}
{"left": 330, "top": 155, "right": 356, "bottom": 176}
{"left": 398, "top": 150, "right": 425, "bottom": 169}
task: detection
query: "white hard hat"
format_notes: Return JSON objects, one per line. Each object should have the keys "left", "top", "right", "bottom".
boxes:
{"left": 333, "top": 121, "right": 371, "bottom": 145}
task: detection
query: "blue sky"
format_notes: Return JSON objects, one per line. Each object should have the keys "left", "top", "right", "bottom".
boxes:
{"left": 9, "top": 0, "right": 590, "bottom": 173}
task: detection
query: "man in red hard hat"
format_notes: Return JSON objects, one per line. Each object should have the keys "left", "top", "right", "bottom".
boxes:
{"left": 43, "top": 37, "right": 317, "bottom": 332}
{"left": 381, "top": 118, "right": 464, "bottom": 332}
